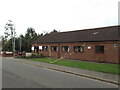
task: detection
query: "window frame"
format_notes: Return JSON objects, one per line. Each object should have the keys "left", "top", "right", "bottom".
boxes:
{"left": 34, "top": 46, "right": 39, "bottom": 53}
{"left": 74, "top": 46, "right": 84, "bottom": 53}
{"left": 51, "top": 46, "right": 58, "bottom": 52}
{"left": 61, "top": 46, "right": 69, "bottom": 52}
{"left": 42, "top": 46, "right": 48, "bottom": 51}
{"left": 95, "top": 45, "right": 104, "bottom": 54}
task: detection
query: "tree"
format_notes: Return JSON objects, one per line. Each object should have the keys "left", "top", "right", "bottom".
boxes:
{"left": 43, "top": 29, "right": 59, "bottom": 35}
{"left": 4, "top": 20, "right": 16, "bottom": 56}
{"left": 2, "top": 24, "right": 60, "bottom": 53}
{"left": 1, "top": 36, "right": 7, "bottom": 51}
{"left": 49, "top": 29, "right": 58, "bottom": 34}
{"left": 24, "top": 27, "right": 39, "bottom": 52}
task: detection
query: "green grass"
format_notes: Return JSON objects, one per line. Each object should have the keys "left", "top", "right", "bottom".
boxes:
{"left": 25, "top": 57, "right": 119, "bottom": 75}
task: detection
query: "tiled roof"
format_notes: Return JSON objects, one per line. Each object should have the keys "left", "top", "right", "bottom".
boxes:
{"left": 32, "top": 25, "right": 119, "bottom": 44}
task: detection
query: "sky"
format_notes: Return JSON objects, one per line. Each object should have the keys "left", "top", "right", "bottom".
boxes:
{"left": 0, "top": 0, "right": 119, "bottom": 36}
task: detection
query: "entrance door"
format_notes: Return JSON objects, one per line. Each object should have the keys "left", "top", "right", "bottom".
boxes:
{"left": 95, "top": 45, "right": 105, "bottom": 63}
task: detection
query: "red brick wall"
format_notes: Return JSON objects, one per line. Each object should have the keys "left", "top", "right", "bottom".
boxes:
{"left": 2, "top": 51, "right": 26, "bottom": 57}
{"left": 2, "top": 51, "right": 13, "bottom": 57}
{"left": 32, "top": 41, "right": 120, "bottom": 64}
{"left": 2, "top": 53, "right": 13, "bottom": 57}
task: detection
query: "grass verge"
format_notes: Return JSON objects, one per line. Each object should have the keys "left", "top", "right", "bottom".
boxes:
{"left": 25, "top": 57, "right": 119, "bottom": 75}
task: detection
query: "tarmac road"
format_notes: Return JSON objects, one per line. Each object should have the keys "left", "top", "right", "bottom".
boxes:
{"left": 2, "top": 58, "right": 118, "bottom": 88}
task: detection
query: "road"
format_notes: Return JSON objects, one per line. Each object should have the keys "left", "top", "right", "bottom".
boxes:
{"left": 2, "top": 57, "right": 118, "bottom": 88}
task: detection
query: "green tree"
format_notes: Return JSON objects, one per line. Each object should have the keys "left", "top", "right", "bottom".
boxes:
{"left": 1, "top": 36, "right": 7, "bottom": 51}
{"left": 4, "top": 20, "right": 16, "bottom": 56}
{"left": 44, "top": 29, "right": 59, "bottom": 35}
{"left": 49, "top": 29, "right": 58, "bottom": 34}
{"left": 24, "top": 27, "right": 39, "bottom": 52}
{"left": 2, "top": 26, "right": 59, "bottom": 52}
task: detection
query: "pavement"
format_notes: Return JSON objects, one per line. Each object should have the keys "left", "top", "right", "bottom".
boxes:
{"left": 3, "top": 58, "right": 118, "bottom": 88}
{"left": 2, "top": 57, "right": 120, "bottom": 85}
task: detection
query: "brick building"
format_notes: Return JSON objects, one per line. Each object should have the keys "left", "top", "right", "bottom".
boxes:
{"left": 32, "top": 25, "right": 120, "bottom": 64}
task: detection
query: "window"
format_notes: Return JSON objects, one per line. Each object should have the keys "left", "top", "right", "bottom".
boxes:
{"left": 34, "top": 46, "right": 39, "bottom": 53}
{"left": 42, "top": 46, "right": 48, "bottom": 51}
{"left": 61, "top": 46, "right": 69, "bottom": 52}
{"left": 95, "top": 46, "right": 104, "bottom": 53}
{"left": 74, "top": 46, "right": 84, "bottom": 53}
{"left": 51, "top": 46, "right": 58, "bottom": 51}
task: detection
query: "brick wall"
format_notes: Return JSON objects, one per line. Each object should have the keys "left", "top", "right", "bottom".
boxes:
{"left": 2, "top": 52, "right": 13, "bottom": 57}
{"left": 32, "top": 41, "right": 120, "bottom": 64}
{"left": 2, "top": 51, "right": 26, "bottom": 57}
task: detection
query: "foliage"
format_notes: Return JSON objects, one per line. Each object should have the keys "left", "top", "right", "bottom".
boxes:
{"left": 1, "top": 36, "right": 7, "bottom": 51}
{"left": 15, "top": 55, "right": 26, "bottom": 58}
{"left": 4, "top": 20, "right": 16, "bottom": 39}
{"left": 23, "top": 27, "right": 38, "bottom": 52}
{"left": 49, "top": 29, "right": 58, "bottom": 34}
{"left": 2, "top": 20, "right": 60, "bottom": 52}
{"left": 25, "top": 53, "right": 45, "bottom": 58}
{"left": 44, "top": 29, "right": 59, "bottom": 35}
{"left": 2, "top": 27, "right": 41, "bottom": 52}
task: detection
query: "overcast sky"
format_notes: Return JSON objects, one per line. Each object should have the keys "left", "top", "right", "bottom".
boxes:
{"left": 0, "top": 0, "right": 119, "bottom": 36}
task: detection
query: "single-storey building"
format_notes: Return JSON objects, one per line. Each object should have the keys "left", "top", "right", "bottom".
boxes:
{"left": 32, "top": 25, "right": 120, "bottom": 64}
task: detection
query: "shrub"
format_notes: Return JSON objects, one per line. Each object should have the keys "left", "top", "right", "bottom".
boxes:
{"left": 15, "top": 56, "right": 26, "bottom": 58}
{"left": 26, "top": 53, "right": 45, "bottom": 58}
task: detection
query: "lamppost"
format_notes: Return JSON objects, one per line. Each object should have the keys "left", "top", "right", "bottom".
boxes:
{"left": 19, "top": 36, "right": 22, "bottom": 51}
{"left": 0, "top": 36, "right": 2, "bottom": 53}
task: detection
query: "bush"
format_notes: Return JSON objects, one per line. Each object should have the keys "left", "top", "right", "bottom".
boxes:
{"left": 15, "top": 56, "right": 26, "bottom": 58}
{"left": 15, "top": 53, "right": 45, "bottom": 58}
{"left": 26, "top": 53, "right": 45, "bottom": 58}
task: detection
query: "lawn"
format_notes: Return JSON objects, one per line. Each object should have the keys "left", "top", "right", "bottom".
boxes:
{"left": 25, "top": 57, "right": 119, "bottom": 75}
